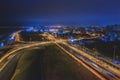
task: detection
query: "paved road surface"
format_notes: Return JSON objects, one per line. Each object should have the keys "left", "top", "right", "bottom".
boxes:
{"left": 0, "top": 50, "right": 24, "bottom": 80}
{"left": 12, "top": 44, "right": 100, "bottom": 80}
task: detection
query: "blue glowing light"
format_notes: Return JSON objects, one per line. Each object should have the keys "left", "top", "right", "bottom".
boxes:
{"left": 9, "top": 36, "right": 14, "bottom": 40}
{"left": 70, "top": 37, "right": 75, "bottom": 43}
{"left": 100, "top": 32, "right": 120, "bottom": 42}
{"left": 39, "top": 29, "right": 44, "bottom": 32}
{"left": 100, "top": 38, "right": 107, "bottom": 42}
{"left": 0, "top": 42, "right": 4, "bottom": 47}
{"left": 111, "top": 59, "right": 120, "bottom": 65}
{"left": 58, "top": 30, "right": 64, "bottom": 34}
{"left": 71, "top": 39, "right": 74, "bottom": 42}
{"left": 85, "top": 27, "right": 89, "bottom": 31}
{"left": 26, "top": 27, "right": 34, "bottom": 32}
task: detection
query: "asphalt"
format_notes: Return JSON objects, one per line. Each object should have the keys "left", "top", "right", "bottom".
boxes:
{"left": 12, "top": 44, "right": 100, "bottom": 80}
{"left": 0, "top": 44, "right": 100, "bottom": 80}
{"left": 0, "top": 50, "right": 24, "bottom": 80}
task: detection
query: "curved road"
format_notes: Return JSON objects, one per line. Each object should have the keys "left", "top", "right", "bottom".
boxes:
{"left": 0, "top": 44, "right": 100, "bottom": 80}
{"left": 0, "top": 50, "right": 24, "bottom": 80}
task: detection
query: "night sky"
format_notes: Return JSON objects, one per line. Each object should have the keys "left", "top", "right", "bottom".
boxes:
{"left": 0, "top": 0, "right": 120, "bottom": 26}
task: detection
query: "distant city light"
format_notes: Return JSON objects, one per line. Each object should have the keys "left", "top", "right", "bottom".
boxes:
{"left": 0, "top": 42, "right": 4, "bottom": 47}
{"left": 111, "top": 59, "right": 120, "bottom": 65}
{"left": 39, "top": 29, "right": 44, "bottom": 32}
{"left": 9, "top": 36, "right": 14, "bottom": 40}
{"left": 70, "top": 37, "right": 74, "bottom": 43}
{"left": 100, "top": 32, "right": 120, "bottom": 42}
{"left": 26, "top": 27, "right": 34, "bottom": 32}
{"left": 71, "top": 39, "right": 74, "bottom": 42}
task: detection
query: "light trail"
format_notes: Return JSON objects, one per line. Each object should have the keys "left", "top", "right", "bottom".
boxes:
{"left": 55, "top": 42, "right": 107, "bottom": 80}
{"left": 62, "top": 42, "right": 120, "bottom": 78}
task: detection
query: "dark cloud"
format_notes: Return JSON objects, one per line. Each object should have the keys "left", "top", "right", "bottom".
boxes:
{"left": 0, "top": 0, "right": 120, "bottom": 26}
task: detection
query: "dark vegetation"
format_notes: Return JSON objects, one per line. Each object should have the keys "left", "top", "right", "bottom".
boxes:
{"left": 84, "top": 39, "right": 120, "bottom": 60}
{"left": 19, "top": 31, "right": 47, "bottom": 41}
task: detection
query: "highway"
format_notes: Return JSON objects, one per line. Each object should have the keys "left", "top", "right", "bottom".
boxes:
{"left": 0, "top": 42, "right": 102, "bottom": 80}
{"left": 57, "top": 43, "right": 120, "bottom": 80}
{"left": 61, "top": 42, "right": 120, "bottom": 78}
{"left": 0, "top": 31, "right": 120, "bottom": 80}
{"left": 0, "top": 42, "right": 52, "bottom": 80}
{"left": 0, "top": 31, "right": 99, "bottom": 80}
{"left": 48, "top": 33, "right": 120, "bottom": 79}
{"left": 73, "top": 43, "right": 120, "bottom": 70}
{"left": 11, "top": 44, "right": 100, "bottom": 80}
{"left": 0, "top": 50, "right": 24, "bottom": 80}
